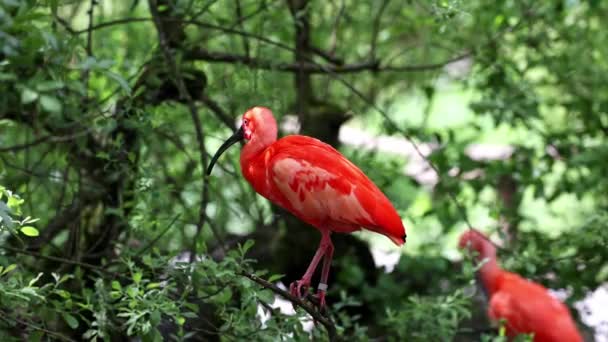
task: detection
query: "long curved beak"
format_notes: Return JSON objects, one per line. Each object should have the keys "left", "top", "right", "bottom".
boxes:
{"left": 206, "top": 126, "right": 245, "bottom": 175}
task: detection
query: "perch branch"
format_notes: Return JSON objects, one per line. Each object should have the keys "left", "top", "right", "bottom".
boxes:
{"left": 240, "top": 271, "right": 337, "bottom": 340}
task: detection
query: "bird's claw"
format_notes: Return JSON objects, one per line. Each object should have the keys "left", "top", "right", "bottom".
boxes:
{"left": 289, "top": 280, "right": 310, "bottom": 299}
{"left": 290, "top": 280, "right": 328, "bottom": 313}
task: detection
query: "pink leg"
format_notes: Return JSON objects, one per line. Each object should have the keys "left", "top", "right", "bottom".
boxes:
{"left": 316, "top": 238, "right": 334, "bottom": 309}
{"left": 290, "top": 230, "right": 332, "bottom": 299}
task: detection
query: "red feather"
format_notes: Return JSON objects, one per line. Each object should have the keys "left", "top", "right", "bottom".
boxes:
{"left": 460, "top": 230, "right": 582, "bottom": 342}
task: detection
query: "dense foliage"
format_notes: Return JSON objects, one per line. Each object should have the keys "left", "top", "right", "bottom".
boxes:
{"left": 1, "top": 0, "right": 606, "bottom": 340}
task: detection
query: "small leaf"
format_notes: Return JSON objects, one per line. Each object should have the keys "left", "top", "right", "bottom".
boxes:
{"left": 258, "top": 289, "right": 274, "bottom": 304}
{"left": 55, "top": 290, "right": 71, "bottom": 299}
{"left": 149, "top": 310, "right": 161, "bottom": 326}
{"left": 268, "top": 274, "right": 284, "bottom": 283}
{"left": 240, "top": 239, "right": 255, "bottom": 255}
{"left": 35, "top": 80, "right": 64, "bottom": 92}
{"left": 132, "top": 272, "right": 142, "bottom": 284}
{"left": 39, "top": 95, "right": 62, "bottom": 113}
{"left": 216, "top": 288, "right": 232, "bottom": 304}
{"left": 20, "top": 226, "right": 39, "bottom": 237}
{"left": 2, "top": 264, "right": 17, "bottom": 275}
{"left": 146, "top": 282, "right": 161, "bottom": 289}
{"left": 104, "top": 71, "right": 131, "bottom": 95}
{"left": 62, "top": 313, "right": 79, "bottom": 329}
{"left": 112, "top": 280, "right": 122, "bottom": 291}
{"left": 182, "top": 312, "right": 197, "bottom": 318}
{"left": 21, "top": 88, "right": 39, "bottom": 104}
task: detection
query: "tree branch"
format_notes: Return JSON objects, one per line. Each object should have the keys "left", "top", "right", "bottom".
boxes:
{"left": 148, "top": 0, "right": 212, "bottom": 263}
{"left": 0, "top": 310, "right": 77, "bottom": 342}
{"left": 185, "top": 48, "right": 471, "bottom": 74}
{"left": 240, "top": 271, "right": 337, "bottom": 340}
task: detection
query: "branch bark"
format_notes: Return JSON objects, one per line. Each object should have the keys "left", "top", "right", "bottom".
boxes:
{"left": 240, "top": 271, "right": 337, "bottom": 340}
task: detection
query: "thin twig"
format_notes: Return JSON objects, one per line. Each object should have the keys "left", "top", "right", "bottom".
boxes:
{"left": 234, "top": 0, "right": 250, "bottom": 57}
{"left": 84, "top": 0, "right": 96, "bottom": 89}
{"left": 136, "top": 214, "right": 181, "bottom": 256}
{"left": 71, "top": 17, "right": 464, "bottom": 75}
{"left": 0, "top": 311, "right": 77, "bottom": 342}
{"left": 199, "top": 93, "right": 236, "bottom": 129}
{"left": 0, "top": 128, "right": 94, "bottom": 153}
{"left": 0, "top": 246, "right": 107, "bottom": 274}
{"left": 370, "top": 0, "right": 390, "bottom": 61}
{"left": 147, "top": 0, "right": 213, "bottom": 263}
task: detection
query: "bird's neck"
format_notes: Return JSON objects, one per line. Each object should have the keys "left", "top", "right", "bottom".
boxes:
{"left": 241, "top": 136, "right": 274, "bottom": 166}
{"left": 476, "top": 245, "right": 502, "bottom": 294}
{"left": 240, "top": 133, "right": 277, "bottom": 190}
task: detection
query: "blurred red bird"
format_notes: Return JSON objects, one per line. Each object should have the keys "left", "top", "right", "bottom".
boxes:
{"left": 207, "top": 106, "right": 406, "bottom": 307}
{"left": 459, "top": 230, "right": 582, "bottom": 341}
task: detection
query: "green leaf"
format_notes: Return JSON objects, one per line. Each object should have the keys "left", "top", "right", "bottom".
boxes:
{"left": 2, "top": 264, "right": 17, "bottom": 275}
{"left": 104, "top": 70, "right": 132, "bottom": 95}
{"left": 149, "top": 310, "right": 161, "bottom": 326}
{"left": 146, "top": 282, "right": 161, "bottom": 289}
{"left": 21, "top": 88, "right": 39, "bottom": 104}
{"left": 216, "top": 288, "right": 232, "bottom": 304}
{"left": 20, "top": 226, "right": 39, "bottom": 237}
{"left": 39, "top": 95, "right": 62, "bottom": 113}
{"left": 268, "top": 274, "right": 284, "bottom": 283}
{"left": 258, "top": 289, "right": 274, "bottom": 304}
{"left": 35, "top": 80, "right": 64, "bottom": 92}
{"left": 132, "top": 272, "right": 142, "bottom": 284}
{"left": 62, "top": 313, "right": 79, "bottom": 329}
{"left": 55, "top": 290, "right": 71, "bottom": 299}
{"left": 240, "top": 239, "right": 255, "bottom": 255}
{"left": 182, "top": 312, "right": 197, "bottom": 318}
{"left": 112, "top": 280, "right": 122, "bottom": 291}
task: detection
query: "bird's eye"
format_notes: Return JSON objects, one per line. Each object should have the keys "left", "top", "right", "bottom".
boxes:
{"left": 243, "top": 119, "right": 249, "bottom": 125}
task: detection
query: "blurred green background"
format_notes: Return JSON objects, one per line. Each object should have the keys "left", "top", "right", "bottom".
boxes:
{"left": 1, "top": 0, "right": 607, "bottom": 341}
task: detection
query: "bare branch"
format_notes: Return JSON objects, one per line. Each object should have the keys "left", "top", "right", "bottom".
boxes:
{"left": 136, "top": 214, "right": 181, "bottom": 256}
{"left": 370, "top": 0, "right": 390, "bottom": 61}
{"left": 199, "top": 93, "right": 236, "bottom": 129}
{"left": 83, "top": 0, "right": 96, "bottom": 88}
{"left": 0, "top": 128, "right": 94, "bottom": 153}
{"left": 186, "top": 48, "right": 380, "bottom": 73}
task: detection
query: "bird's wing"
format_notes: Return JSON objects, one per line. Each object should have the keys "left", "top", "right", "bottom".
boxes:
{"left": 268, "top": 136, "right": 405, "bottom": 245}
{"left": 489, "top": 273, "right": 583, "bottom": 341}
{"left": 488, "top": 290, "right": 527, "bottom": 337}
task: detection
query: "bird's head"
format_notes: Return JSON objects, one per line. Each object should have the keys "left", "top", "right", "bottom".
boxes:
{"left": 458, "top": 229, "right": 496, "bottom": 259}
{"left": 240, "top": 106, "right": 277, "bottom": 141}
{"left": 207, "top": 106, "right": 278, "bottom": 175}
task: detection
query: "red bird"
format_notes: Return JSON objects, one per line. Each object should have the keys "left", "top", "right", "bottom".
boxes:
{"left": 207, "top": 106, "right": 406, "bottom": 307}
{"left": 459, "top": 230, "right": 582, "bottom": 341}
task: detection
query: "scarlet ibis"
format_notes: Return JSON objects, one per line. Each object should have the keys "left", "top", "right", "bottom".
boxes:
{"left": 459, "top": 230, "right": 582, "bottom": 341}
{"left": 207, "top": 106, "right": 406, "bottom": 307}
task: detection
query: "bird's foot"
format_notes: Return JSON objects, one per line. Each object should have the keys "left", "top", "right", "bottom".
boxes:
{"left": 289, "top": 279, "right": 310, "bottom": 299}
